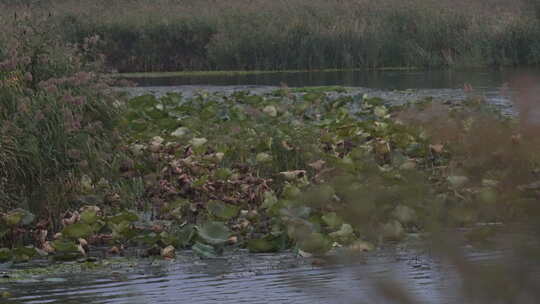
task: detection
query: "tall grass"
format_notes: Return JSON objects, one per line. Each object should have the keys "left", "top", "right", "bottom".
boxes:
{"left": 0, "top": 13, "right": 125, "bottom": 219}
{"left": 2, "top": 0, "right": 540, "bottom": 72}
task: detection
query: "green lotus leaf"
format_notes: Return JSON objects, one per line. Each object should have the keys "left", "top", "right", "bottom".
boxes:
{"left": 207, "top": 201, "right": 239, "bottom": 220}
{"left": 329, "top": 223, "right": 356, "bottom": 245}
{"left": 80, "top": 209, "right": 98, "bottom": 224}
{"left": 4, "top": 209, "right": 34, "bottom": 227}
{"left": 11, "top": 246, "right": 37, "bottom": 262}
{"left": 108, "top": 211, "right": 139, "bottom": 225}
{"left": 0, "top": 248, "right": 12, "bottom": 263}
{"left": 192, "top": 242, "right": 218, "bottom": 259}
{"left": 51, "top": 240, "right": 79, "bottom": 252}
{"left": 298, "top": 232, "right": 331, "bottom": 255}
{"left": 197, "top": 221, "right": 231, "bottom": 245}
{"left": 174, "top": 224, "right": 196, "bottom": 248}
{"left": 247, "top": 234, "right": 287, "bottom": 253}
{"left": 261, "top": 191, "right": 278, "bottom": 209}
{"left": 322, "top": 212, "right": 343, "bottom": 229}
{"left": 214, "top": 168, "right": 232, "bottom": 181}
{"left": 62, "top": 222, "right": 93, "bottom": 239}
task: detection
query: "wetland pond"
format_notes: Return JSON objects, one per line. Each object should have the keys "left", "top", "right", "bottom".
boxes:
{"left": 4, "top": 69, "right": 540, "bottom": 303}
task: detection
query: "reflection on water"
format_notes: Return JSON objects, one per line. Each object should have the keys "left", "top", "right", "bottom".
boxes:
{"left": 3, "top": 238, "right": 538, "bottom": 304}
{"left": 130, "top": 68, "right": 540, "bottom": 91}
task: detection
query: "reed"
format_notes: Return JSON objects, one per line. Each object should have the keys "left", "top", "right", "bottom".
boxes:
{"left": 2, "top": 0, "right": 540, "bottom": 72}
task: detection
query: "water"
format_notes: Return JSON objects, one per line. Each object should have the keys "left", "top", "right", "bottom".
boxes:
{"left": 131, "top": 68, "right": 540, "bottom": 90}
{"left": 3, "top": 237, "right": 539, "bottom": 304}
{"left": 123, "top": 68, "right": 540, "bottom": 115}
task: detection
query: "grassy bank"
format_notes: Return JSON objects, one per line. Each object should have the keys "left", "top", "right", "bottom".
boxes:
{"left": 3, "top": 0, "right": 540, "bottom": 72}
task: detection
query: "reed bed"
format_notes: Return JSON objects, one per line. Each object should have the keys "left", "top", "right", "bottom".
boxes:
{"left": 2, "top": 0, "right": 540, "bottom": 72}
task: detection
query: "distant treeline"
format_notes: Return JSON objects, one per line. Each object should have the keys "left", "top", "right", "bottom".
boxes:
{"left": 3, "top": 0, "right": 540, "bottom": 72}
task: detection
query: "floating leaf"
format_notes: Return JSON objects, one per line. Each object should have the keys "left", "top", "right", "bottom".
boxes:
{"left": 447, "top": 176, "right": 469, "bottom": 188}
{"left": 80, "top": 209, "right": 98, "bottom": 224}
{"left": 192, "top": 242, "right": 218, "bottom": 259}
{"left": 247, "top": 234, "right": 287, "bottom": 253}
{"left": 262, "top": 105, "right": 278, "bottom": 117}
{"left": 62, "top": 223, "right": 93, "bottom": 239}
{"left": 51, "top": 240, "right": 79, "bottom": 252}
{"left": 329, "top": 223, "right": 355, "bottom": 245}
{"left": 11, "top": 246, "right": 37, "bottom": 262}
{"left": 261, "top": 191, "right": 278, "bottom": 209}
{"left": 381, "top": 220, "right": 405, "bottom": 241}
{"left": 392, "top": 205, "right": 417, "bottom": 224}
{"left": 374, "top": 105, "right": 388, "bottom": 117}
{"left": 256, "top": 152, "right": 272, "bottom": 163}
{"left": 207, "top": 201, "right": 239, "bottom": 220}
{"left": 189, "top": 137, "right": 208, "bottom": 148}
{"left": 3, "top": 209, "right": 34, "bottom": 227}
{"left": 214, "top": 168, "right": 232, "bottom": 180}
{"left": 0, "top": 248, "right": 12, "bottom": 263}
{"left": 108, "top": 211, "right": 139, "bottom": 225}
{"left": 197, "top": 221, "right": 231, "bottom": 245}
{"left": 298, "top": 233, "right": 331, "bottom": 255}
{"left": 322, "top": 212, "right": 343, "bottom": 229}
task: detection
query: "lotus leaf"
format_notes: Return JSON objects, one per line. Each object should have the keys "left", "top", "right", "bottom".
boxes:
{"left": 298, "top": 232, "right": 331, "bottom": 255}
{"left": 197, "top": 221, "right": 231, "bottom": 245}
{"left": 108, "top": 211, "right": 139, "bottom": 225}
{"left": 207, "top": 201, "right": 239, "bottom": 220}
{"left": 80, "top": 209, "right": 98, "bottom": 224}
{"left": 322, "top": 212, "right": 343, "bottom": 229}
{"left": 62, "top": 223, "right": 93, "bottom": 239}
{"left": 247, "top": 234, "right": 287, "bottom": 253}
{"left": 51, "top": 240, "right": 79, "bottom": 252}
{"left": 447, "top": 176, "right": 469, "bottom": 188}
{"left": 0, "top": 248, "right": 11, "bottom": 262}
{"left": 4, "top": 209, "right": 34, "bottom": 227}
{"left": 11, "top": 246, "right": 37, "bottom": 262}
{"left": 329, "top": 223, "right": 356, "bottom": 245}
{"left": 192, "top": 242, "right": 218, "bottom": 259}
{"left": 261, "top": 191, "right": 278, "bottom": 209}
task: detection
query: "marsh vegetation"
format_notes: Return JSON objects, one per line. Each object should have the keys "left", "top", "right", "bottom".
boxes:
{"left": 1, "top": 2, "right": 540, "bottom": 303}
{"left": 4, "top": 0, "right": 540, "bottom": 72}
